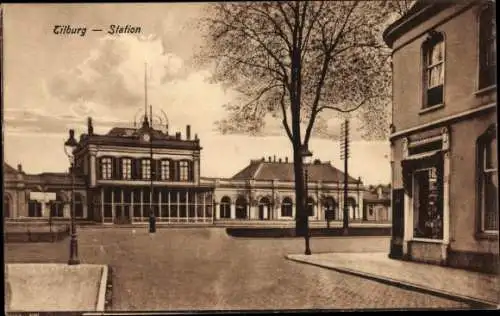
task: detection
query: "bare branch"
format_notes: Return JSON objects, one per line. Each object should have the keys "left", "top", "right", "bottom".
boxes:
{"left": 280, "top": 85, "right": 293, "bottom": 143}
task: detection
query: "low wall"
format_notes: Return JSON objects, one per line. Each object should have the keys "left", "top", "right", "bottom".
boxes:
{"left": 226, "top": 227, "right": 392, "bottom": 238}
{"left": 4, "top": 223, "right": 70, "bottom": 243}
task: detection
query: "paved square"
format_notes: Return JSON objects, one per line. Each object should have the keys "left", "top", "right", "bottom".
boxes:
{"left": 5, "top": 227, "right": 472, "bottom": 310}
{"left": 5, "top": 263, "right": 106, "bottom": 312}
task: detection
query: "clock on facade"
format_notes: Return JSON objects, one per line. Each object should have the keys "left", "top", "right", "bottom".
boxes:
{"left": 142, "top": 133, "right": 151, "bottom": 142}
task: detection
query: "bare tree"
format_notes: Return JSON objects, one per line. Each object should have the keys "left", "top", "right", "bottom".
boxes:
{"left": 196, "top": 1, "right": 396, "bottom": 226}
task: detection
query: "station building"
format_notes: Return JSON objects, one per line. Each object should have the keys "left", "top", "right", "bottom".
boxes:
{"left": 4, "top": 115, "right": 370, "bottom": 225}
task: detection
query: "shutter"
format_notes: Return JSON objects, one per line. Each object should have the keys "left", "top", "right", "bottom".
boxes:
{"left": 97, "top": 158, "right": 102, "bottom": 180}
{"left": 156, "top": 160, "right": 161, "bottom": 181}
{"left": 151, "top": 159, "right": 156, "bottom": 180}
{"left": 188, "top": 161, "right": 193, "bottom": 181}
{"left": 170, "top": 160, "right": 175, "bottom": 181}
{"left": 175, "top": 161, "right": 180, "bottom": 181}
{"left": 133, "top": 159, "right": 140, "bottom": 180}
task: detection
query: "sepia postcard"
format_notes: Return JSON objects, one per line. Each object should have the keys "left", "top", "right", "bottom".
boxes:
{"left": 2, "top": 1, "right": 498, "bottom": 314}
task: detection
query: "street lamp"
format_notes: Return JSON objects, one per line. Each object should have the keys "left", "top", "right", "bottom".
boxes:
{"left": 64, "top": 129, "right": 80, "bottom": 265}
{"left": 301, "top": 146, "right": 313, "bottom": 255}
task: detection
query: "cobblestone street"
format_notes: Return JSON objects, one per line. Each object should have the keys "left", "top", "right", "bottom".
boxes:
{"left": 5, "top": 227, "right": 472, "bottom": 311}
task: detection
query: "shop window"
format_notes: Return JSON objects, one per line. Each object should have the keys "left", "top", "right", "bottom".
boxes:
{"left": 423, "top": 32, "right": 445, "bottom": 107}
{"left": 413, "top": 167, "right": 443, "bottom": 239}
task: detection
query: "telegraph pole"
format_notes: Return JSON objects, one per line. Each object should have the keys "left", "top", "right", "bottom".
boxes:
{"left": 340, "top": 119, "right": 350, "bottom": 235}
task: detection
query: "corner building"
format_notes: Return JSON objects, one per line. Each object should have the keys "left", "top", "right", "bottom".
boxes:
{"left": 384, "top": 0, "right": 497, "bottom": 272}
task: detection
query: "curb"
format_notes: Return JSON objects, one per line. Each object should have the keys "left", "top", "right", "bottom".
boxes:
{"left": 95, "top": 265, "right": 108, "bottom": 312}
{"left": 285, "top": 255, "right": 497, "bottom": 309}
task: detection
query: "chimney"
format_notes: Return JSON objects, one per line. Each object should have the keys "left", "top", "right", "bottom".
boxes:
{"left": 285, "top": 157, "right": 288, "bottom": 163}
{"left": 377, "top": 186, "right": 383, "bottom": 199}
{"left": 186, "top": 125, "right": 191, "bottom": 140}
{"left": 273, "top": 155, "right": 276, "bottom": 162}
{"left": 194, "top": 133, "right": 198, "bottom": 140}
{"left": 17, "top": 164, "right": 23, "bottom": 173}
{"left": 87, "top": 117, "right": 94, "bottom": 135}
{"left": 175, "top": 132, "right": 181, "bottom": 140}
{"left": 278, "top": 158, "right": 282, "bottom": 163}
{"left": 268, "top": 156, "right": 272, "bottom": 162}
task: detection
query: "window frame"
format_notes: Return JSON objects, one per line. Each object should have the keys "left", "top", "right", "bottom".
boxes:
{"left": 141, "top": 158, "right": 151, "bottom": 180}
{"left": 100, "top": 157, "right": 113, "bottom": 180}
{"left": 477, "top": 3, "right": 497, "bottom": 91}
{"left": 421, "top": 31, "right": 446, "bottom": 110}
{"left": 477, "top": 124, "right": 498, "bottom": 236}
{"left": 179, "top": 160, "right": 190, "bottom": 182}
{"left": 160, "top": 159, "right": 171, "bottom": 181}
{"left": 121, "top": 157, "right": 132, "bottom": 180}
{"left": 281, "top": 197, "right": 293, "bottom": 217}
{"left": 412, "top": 166, "right": 444, "bottom": 240}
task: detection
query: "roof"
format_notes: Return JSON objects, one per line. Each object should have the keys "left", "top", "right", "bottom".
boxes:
{"left": 364, "top": 185, "right": 391, "bottom": 202}
{"left": 4, "top": 162, "right": 18, "bottom": 174}
{"left": 76, "top": 125, "right": 201, "bottom": 151}
{"left": 382, "top": 0, "right": 459, "bottom": 48}
{"left": 231, "top": 159, "right": 361, "bottom": 183}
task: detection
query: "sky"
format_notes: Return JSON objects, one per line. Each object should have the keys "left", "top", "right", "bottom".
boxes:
{"left": 2, "top": 3, "right": 391, "bottom": 185}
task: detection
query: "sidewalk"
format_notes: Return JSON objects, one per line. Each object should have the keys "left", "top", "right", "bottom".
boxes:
{"left": 286, "top": 252, "right": 499, "bottom": 308}
{"left": 5, "top": 263, "right": 108, "bottom": 312}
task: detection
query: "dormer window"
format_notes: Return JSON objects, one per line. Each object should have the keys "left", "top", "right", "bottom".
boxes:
{"left": 478, "top": 3, "right": 496, "bottom": 89}
{"left": 423, "top": 32, "right": 445, "bottom": 108}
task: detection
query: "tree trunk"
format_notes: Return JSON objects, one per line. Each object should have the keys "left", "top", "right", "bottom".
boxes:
{"left": 293, "top": 143, "right": 304, "bottom": 231}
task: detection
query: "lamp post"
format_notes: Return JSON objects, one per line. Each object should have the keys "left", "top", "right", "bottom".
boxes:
{"left": 301, "top": 146, "right": 313, "bottom": 255}
{"left": 64, "top": 129, "right": 80, "bottom": 265}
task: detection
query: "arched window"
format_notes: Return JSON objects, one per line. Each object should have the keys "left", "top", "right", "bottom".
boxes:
{"left": 477, "top": 124, "right": 498, "bottom": 233}
{"left": 478, "top": 3, "right": 496, "bottom": 89}
{"left": 28, "top": 200, "right": 42, "bottom": 217}
{"left": 235, "top": 196, "right": 248, "bottom": 219}
{"left": 307, "top": 197, "right": 315, "bottom": 216}
{"left": 4, "top": 193, "right": 11, "bottom": 218}
{"left": 323, "top": 197, "right": 337, "bottom": 220}
{"left": 50, "top": 193, "right": 65, "bottom": 218}
{"left": 220, "top": 196, "right": 231, "bottom": 218}
{"left": 281, "top": 197, "right": 293, "bottom": 217}
{"left": 422, "top": 31, "right": 445, "bottom": 107}
{"left": 347, "top": 197, "right": 357, "bottom": 219}
{"left": 258, "top": 197, "right": 271, "bottom": 220}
